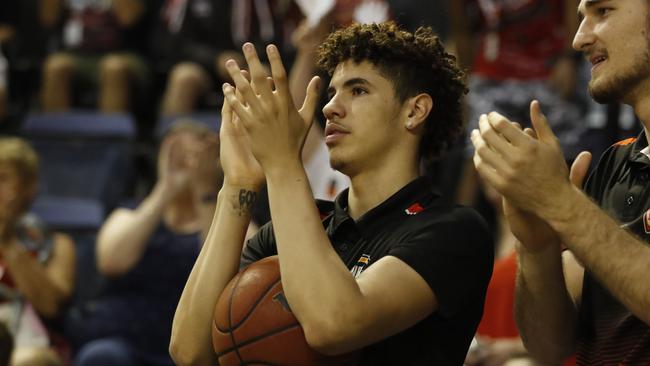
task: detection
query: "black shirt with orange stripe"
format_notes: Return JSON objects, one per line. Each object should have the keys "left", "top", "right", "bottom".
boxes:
{"left": 241, "top": 177, "right": 494, "bottom": 365}
{"left": 578, "top": 131, "right": 650, "bottom": 365}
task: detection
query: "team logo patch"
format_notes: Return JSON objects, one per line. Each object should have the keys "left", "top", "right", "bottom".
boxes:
{"left": 644, "top": 209, "right": 650, "bottom": 234}
{"left": 350, "top": 254, "right": 371, "bottom": 278}
{"left": 405, "top": 202, "right": 424, "bottom": 215}
{"left": 272, "top": 291, "right": 293, "bottom": 313}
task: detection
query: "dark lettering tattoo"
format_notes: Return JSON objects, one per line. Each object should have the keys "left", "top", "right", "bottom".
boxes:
{"left": 237, "top": 189, "right": 257, "bottom": 216}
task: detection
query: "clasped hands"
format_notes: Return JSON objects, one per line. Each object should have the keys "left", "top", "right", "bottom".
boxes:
{"left": 221, "top": 43, "right": 321, "bottom": 176}
{"left": 158, "top": 132, "right": 221, "bottom": 199}
{"left": 470, "top": 101, "right": 591, "bottom": 252}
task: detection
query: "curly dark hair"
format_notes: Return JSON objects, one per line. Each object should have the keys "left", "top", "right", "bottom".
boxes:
{"left": 317, "top": 22, "right": 467, "bottom": 161}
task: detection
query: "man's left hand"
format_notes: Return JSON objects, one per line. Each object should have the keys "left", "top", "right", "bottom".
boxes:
{"left": 471, "top": 100, "right": 572, "bottom": 218}
{"left": 222, "top": 43, "right": 321, "bottom": 175}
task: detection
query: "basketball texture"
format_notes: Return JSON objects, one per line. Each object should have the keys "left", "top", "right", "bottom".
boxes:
{"left": 212, "top": 255, "right": 358, "bottom": 366}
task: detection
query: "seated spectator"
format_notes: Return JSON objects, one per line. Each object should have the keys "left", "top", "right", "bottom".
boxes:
{"left": 154, "top": 0, "right": 302, "bottom": 116}
{"left": 40, "top": 0, "right": 148, "bottom": 113}
{"left": 69, "top": 120, "right": 222, "bottom": 366}
{"left": 0, "top": 0, "right": 54, "bottom": 131}
{"left": 150, "top": 0, "right": 240, "bottom": 116}
{"left": 0, "top": 137, "right": 75, "bottom": 366}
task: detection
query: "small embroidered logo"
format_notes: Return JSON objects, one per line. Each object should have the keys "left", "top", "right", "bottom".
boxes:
{"left": 350, "top": 254, "right": 371, "bottom": 278}
{"left": 405, "top": 203, "right": 424, "bottom": 215}
{"left": 272, "top": 291, "right": 293, "bottom": 313}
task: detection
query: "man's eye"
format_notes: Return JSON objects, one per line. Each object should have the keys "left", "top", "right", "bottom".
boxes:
{"left": 352, "top": 87, "right": 367, "bottom": 96}
{"left": 597, "top": 7, "right": 612, "bottom": 16}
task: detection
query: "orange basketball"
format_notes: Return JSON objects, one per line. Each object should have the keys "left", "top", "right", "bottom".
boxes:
{"left": 212, "top": 255, "right": 358, "bottom": 366}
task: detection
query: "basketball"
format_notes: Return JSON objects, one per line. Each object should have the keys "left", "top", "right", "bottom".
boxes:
{"left": 212, "top": 255, "right": 359, "bottom": 366}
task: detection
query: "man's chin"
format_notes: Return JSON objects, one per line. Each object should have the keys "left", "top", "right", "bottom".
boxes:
{"left": 589, "top": 80, "right": 623, "bottom": 104}
{"left": 588, "top": 56, "right": 650, "bottom": 104}
{"left": 329, "top": 158, "right": 345, "bottom": 172}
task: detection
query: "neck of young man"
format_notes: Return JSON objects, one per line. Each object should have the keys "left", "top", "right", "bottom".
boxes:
{"left": 346, "top": 159, "right": 420, "bottom": 221}
{"left": 633, "top": 104, "right": 650, "bottom": 148}
{"left": 628, "top": 80, "right": 650, "bottom": 146}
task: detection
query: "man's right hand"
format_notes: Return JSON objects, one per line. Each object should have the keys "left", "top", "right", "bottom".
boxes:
{"left": 219, "top": 81, "right": 265, "bottom": 190}
{"left": 505, "top": 150, "right": 592, "bottom": 253}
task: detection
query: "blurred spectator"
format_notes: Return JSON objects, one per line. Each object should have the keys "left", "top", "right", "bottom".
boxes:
{"left": 150, "top": 0, "right": 241, "bottom": 116}
{"left": 40, "top": 0, "right": 149, "bottom": 113}
{"left": 0, "top": 321, "right": 12, "bottom": 366}
{"left": 451, "top": 0, "right": 586, "bottom": 204}
{"left": 0, "top": 0, "right": 55, "bottom": 130}
{"left": 0, "top": 137, "right": 75, "bottom": 365}
{"left": 0, "top": 45, "right": 7, "bottom": 125}
{"left": 316, "top": 0, "right": 390, "bottom": 27}
{"left": 388, "top": 0, "right": 448, "bottom": 35}
{"left": 68, "top": 120, "right": 222, "bottom": 366}
{"left": 11, "top": 347, "right": 62, "bottom": 366}
{"left": 230, "top": 0, "right": 302, "bottom": 57}
{"left": 464, "top": 179, "right": 580, "bottom": 366}
{"left": 0, "top": 1, "right": 13, "bottom": 124}
{"left": 153, "top": 0, "right": 302, "bottom": 116}
{"left": 464, "top": 181, "right": 530, "bottom": 366}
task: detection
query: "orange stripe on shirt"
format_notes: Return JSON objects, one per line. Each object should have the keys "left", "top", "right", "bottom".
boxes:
{"left": 613, "top": 137, "right": 637, "bottom": 146}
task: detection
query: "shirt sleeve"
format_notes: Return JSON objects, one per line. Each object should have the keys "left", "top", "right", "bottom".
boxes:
{"left": 388, "top": 207, "right": 494, "bottom": 318}
{"left": 241, "top": 199, "right": 333, "bottom": 268}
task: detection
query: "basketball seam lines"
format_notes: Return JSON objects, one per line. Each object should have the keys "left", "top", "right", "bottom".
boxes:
{"left": 216, "top": 266, "right": 285, "bottom": 361}
{"left": 215, "top": 322, "right": 302, "bottom": 358}
{"left": 228, "top": 266, "right": 246, "bottom": 364}
{"left": 217, "top": 276, "right": 282, "bottom": 331}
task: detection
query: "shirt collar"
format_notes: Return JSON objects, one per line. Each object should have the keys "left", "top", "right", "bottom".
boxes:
{"left": 628, "top": 130, "right": 650, "bottom": 166}
{"left": 329, "top": 176, "right": 439, "bottom": 234}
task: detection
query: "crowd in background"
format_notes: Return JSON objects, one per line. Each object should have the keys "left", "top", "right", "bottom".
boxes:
{"left": 0, "top": 0, "right": 640, "bottom": 365}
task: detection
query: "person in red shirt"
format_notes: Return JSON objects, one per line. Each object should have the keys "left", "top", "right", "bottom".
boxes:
{"left": 451, "top": 0, "right": 585, "bottom": 205}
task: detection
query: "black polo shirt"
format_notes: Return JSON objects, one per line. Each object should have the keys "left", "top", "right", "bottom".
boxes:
{"left": 577, "top": 131, "right": 650, "bottom": 364}
{"left": 241, "top": 177, "right": 494, "bottom": 365}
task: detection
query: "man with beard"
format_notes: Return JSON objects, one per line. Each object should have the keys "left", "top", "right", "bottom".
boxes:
{"left": 471, "top": 0, "right": 650, "bottom": 364}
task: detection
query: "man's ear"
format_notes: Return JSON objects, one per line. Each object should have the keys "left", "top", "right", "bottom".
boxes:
{"left": 404, "top": 93, "right": 433, "bottom": 130}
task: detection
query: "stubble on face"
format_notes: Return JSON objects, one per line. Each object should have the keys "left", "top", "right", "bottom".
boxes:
{"left": 589, "top": 15, "right": 650, "bottom": 103}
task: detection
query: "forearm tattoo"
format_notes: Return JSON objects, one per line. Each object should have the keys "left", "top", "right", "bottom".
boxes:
{"left": 237, "top": 189, "right": 257, "bottom": 216}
